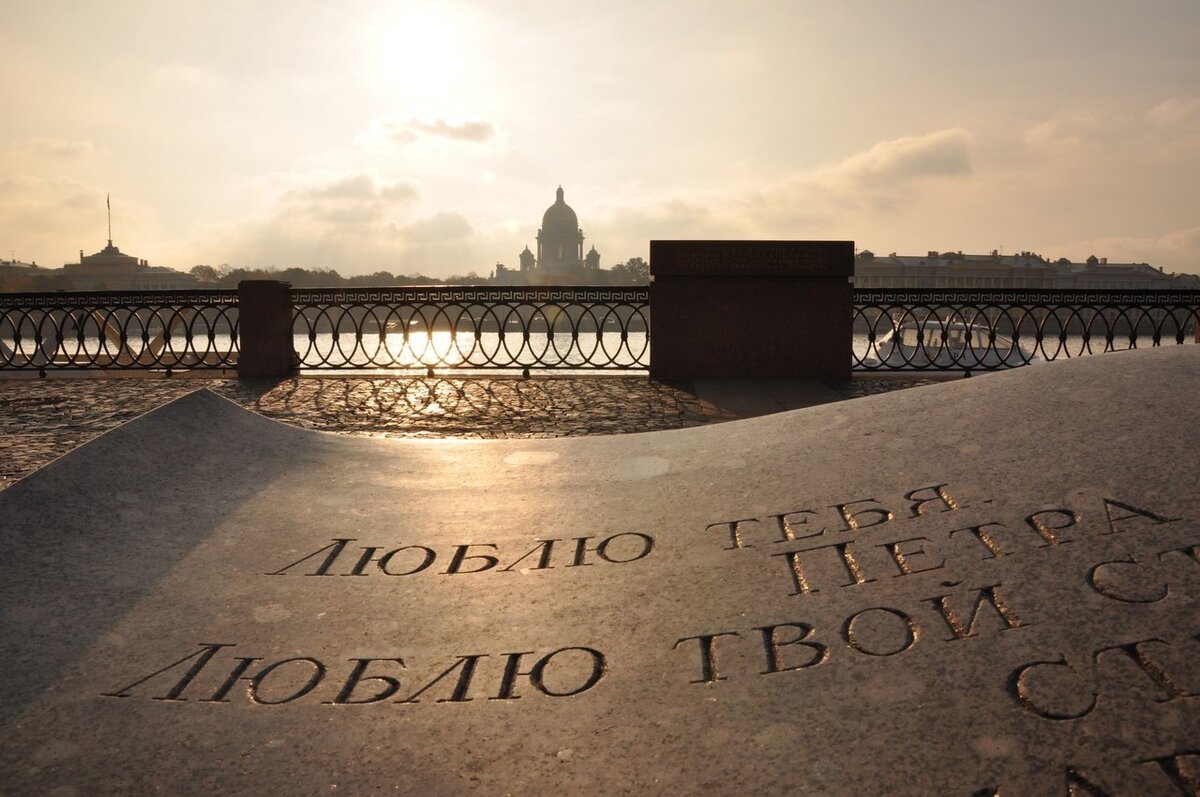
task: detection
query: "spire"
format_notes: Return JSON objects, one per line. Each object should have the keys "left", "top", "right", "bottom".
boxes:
{"left": 106, "top": 193, "right": 112, "bottom": 246}
{"left": 556, "top": 185, "right": 564, "bottom": 204}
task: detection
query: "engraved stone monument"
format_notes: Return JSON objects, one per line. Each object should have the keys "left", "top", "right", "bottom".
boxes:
{"left": 1, "top": 347, "right": 1198, "bottom": 794}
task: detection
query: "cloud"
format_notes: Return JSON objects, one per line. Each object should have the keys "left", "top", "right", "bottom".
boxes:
{"left": 152, "top": 63, "right": 220, "bottom": 88}
{"left": 1023, "top": 119, "right": 1081, "bottom": 149}
{"left": 268, "top": 173, "right": 421, "bottom": 227}
{"left": 291, "top": 174, "right": 379, "bottom": 201}
{"left": 570, "top": 129, "right": 979, "bottom": 261}
{"left": 589, "top": 198, "right": 746, "bottom": 249}
{"left": 201, "top": 175, "right": 485, "bottom": 273}
{"left": 1148, "top": 97, "right": 1200, "bottom": 127}
{"left": 287, "top": 174, "right": 418, "bottom": 203}
{"left": 1021, "top": 110, "right": 1107, "bottom": 152}
{"left": 0, "top": 177, "right": 158, "bottom": 265}
{"left": 400, "top": 211, "right": 473, "bottom": 243}
{"left": 10, "top": 137, "right": 103, "bottom": 160}
{"left": 1022, "top": 101, "right": 1198, "bottom": 157}
{"left": 244, "top": 128, "right": 974, "bottom": 271}
{"left": 380, "top": 182, "right": 421, "bottom": 201}
{"left": 1052, "top": 226, "right": 1200, "bottom": 273}
{"left": 0, "top": 129, "right": 982, "bottom": 276}
{"left": 1158, "top": 226, "right": 1200, "bottom": 256}
{"left": 359, "top": 117, "right": 497, "bottom": 146}
{"left": 737, "top": 128, "right": 975, "bottom": 231}
{"left": 1001, "top": 104, "right": 1200, "bottom": 267}
{"left": 816, "top": 128, "right": 972, "bottom": 187}
{"left": 405, "top": 119, "right": 495, "bottom": 142}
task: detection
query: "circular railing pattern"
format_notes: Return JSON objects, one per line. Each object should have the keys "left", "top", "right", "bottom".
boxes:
{"left": 2, "top": 287, "right": 1195, "bottom": 375}
{"left": 0, "top": 290, "right": 239, "bottom": 372}
{"left": 852, "top": 289, "right": 1200, "bottom": 371}
{"left": 291, "top": 286, "right": 650, "bottom": 370}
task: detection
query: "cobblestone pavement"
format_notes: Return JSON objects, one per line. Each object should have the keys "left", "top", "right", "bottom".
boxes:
{"left": 0, "top": 373, "right": 938, "bottom": 491}
{"left": 215, "top": 376, "right": 739, "bottom": 439}
{"left": 0, "top": 375, "right": 733, "bottom": 490}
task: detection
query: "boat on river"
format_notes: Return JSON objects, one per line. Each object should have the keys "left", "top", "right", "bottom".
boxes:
{"left": 861, "top": 319, "right": 1041, "bottom": 370}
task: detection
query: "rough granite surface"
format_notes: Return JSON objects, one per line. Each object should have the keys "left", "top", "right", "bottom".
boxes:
{"left": 1, "top": 350, "right": 1195, "bottom": 794}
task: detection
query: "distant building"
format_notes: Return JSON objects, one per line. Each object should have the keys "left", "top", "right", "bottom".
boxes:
{"left": 494, "top": 187, "right": 602, "bottom": 285}
{"left": 0, "top": 259, "right": 42, "bottom": 280}
{"left": 60, "top": 239, "right": 196, "bottom": 291}
{"left": 854, "top": 250, "right": 1179, "bottom": 290}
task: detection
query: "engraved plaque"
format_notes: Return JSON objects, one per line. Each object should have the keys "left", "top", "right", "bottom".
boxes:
{"left": 1, "top": 347, "right": 1198, "bottom": 794}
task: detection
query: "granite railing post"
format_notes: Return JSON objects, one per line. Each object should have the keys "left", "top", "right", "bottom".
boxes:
{"left": 237, "top": 280, "right": 296, "bottom": 378}
{"left": 648, "top": 241, "right": 854, "bottom": 380}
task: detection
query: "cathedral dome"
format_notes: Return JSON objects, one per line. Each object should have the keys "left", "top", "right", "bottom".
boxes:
{"left": 541, "top": 186, "right": 579, "bottom": 233}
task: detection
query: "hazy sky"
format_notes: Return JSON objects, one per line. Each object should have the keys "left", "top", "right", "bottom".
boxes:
{"left": 3, "top": 1, "right": 1199, "bottom": 276}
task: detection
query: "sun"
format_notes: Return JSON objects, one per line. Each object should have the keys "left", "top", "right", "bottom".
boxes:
{"left": 366, "top": 5, "right": 468, "bottom": 98}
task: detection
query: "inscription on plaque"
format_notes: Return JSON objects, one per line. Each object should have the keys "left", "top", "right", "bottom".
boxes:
{"left": 672, "top": 483, "right": 1200, "bottom": 793}
{"left": 266, "top": 532, "right": 656, "bottom": 576}
{"left": 105, "top": 644, "right": 608, "bottom": 705}
{"left": 83, "top": 479, "right": 1200, "bottom": 791}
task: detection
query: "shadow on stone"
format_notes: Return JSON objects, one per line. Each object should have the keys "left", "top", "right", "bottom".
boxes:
{"left": 0, "top": 391, "right": 301, "bottom": 725}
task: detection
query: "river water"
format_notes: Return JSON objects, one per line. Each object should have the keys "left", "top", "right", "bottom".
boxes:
{"left": 1, "top": 329, "right": 1193, "bottom": 371}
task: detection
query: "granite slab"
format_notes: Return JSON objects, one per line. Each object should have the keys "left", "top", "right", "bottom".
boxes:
{"left": 2, "top": 347, "right": 1198, "bottom": 794}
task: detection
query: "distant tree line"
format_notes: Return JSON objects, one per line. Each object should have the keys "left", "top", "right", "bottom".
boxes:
{"left": 188, "top": 265, "right": 451, "bottom": 288}
{"left": 606, "top": 257, "right": 649, "bottom": 284}
{"left": 0, "top": 258, "right": 650, "bottom": 292}
{"left": 189, "top": 257, "right": 650, "bottom": 287}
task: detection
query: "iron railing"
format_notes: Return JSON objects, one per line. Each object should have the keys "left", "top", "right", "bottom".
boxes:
{"left": 3, "top": 286, "right": 1197, "bottom": 375}
{"left": 291, "top": 286, "right": 650, "bottom": 370}
{"left": 0, "top": 290, "right": 239, "bottom": 373}
{"left": 853, "top": 289, "right": 1200, "bottom": 371}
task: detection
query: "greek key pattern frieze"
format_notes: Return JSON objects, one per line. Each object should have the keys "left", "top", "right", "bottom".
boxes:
{"left": 854, "top": 289, "right": 1200, "bottom": 306}
{"left": 0, "top": 294, "right": 239, "bottom": 372}
{"left": 0, "top": 289, "right": 239, "bottom": 310}
{"left": 290, "top": 286, "right": 649, "bottom": 305}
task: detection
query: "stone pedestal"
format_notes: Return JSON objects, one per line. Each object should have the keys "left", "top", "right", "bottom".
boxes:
{"left": 648, "top": 240, "right": 854, "bottom": 379}
{"left": 237, "top": 280, "right": 295, "bottom": 378}
{"left": 649, "top": 241, "right": 853, "bottom": 379}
